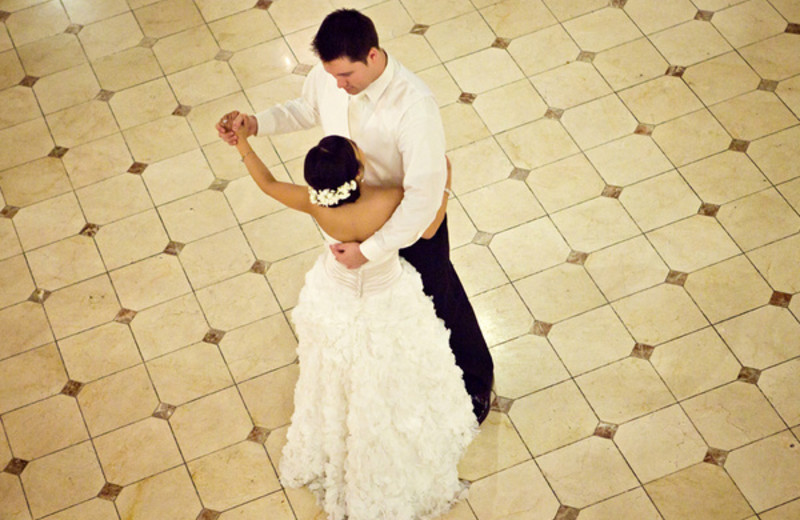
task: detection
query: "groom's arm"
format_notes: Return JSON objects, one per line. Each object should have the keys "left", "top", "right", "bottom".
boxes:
{"left": 254, "top": 64, "right": 325, "bottom": 136}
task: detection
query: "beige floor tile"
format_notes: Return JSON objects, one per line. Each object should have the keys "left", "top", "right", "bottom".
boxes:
{"left": 612, "top": 284, "right": 708, "bottom": 345}
{"left": 228, "top": 39, "right": 296, "bottom": 90}
{"left": 13, "top": 192, "right": 85, "bottom": 251}
{"left": 0, "top": 344, "right": 66, "bottom": 414}
{"left": 480, "top": 0, "right": 556, "bottom": 39}
{"left": 584, "top": 236, "right": 669, "bottom": 301}
{"left": 0, "top": 219, "right": 23, "bottom": 262}
{"left": 563, "top": 7, "right": 642, "bottom": 51}
{"left": 284, "top": 486, "right": 328, "bottom": 520}
{"left": 77, "top": 364, "right": 159, "bottom": 436}
{"left": 457, "top": 412, "right": 530, "bottom": 481}
{"left": 123, "top": 115, "right": 198, "bottom": 164}
{"left": 651, "top": 19, "right": 732, "bottom": 66}
{"left": 58, "top": 321, "right": 141, "bottom": 382}
{"left": 646, "top": 214, "right": 741, "bottom": 273}
{"left": 424, "top": 11, "right": 494, "bottom": 61}
{"left": 0, "top": 47, "right": 25, "bottom": 87}
{"left": 489, "top": 218, "right": 570, "bottom": 280}
{"left": 685, "top": 255, "right": 773, "bottom": 323}
{"left": 188, "top": 441, "right": 281, "bottom": 511}
{"left": 460, "top": 180, "right": 545, "bottom": 233}
{"left": 193, "top": 0, "right": 252, "bottom": 22}
{"left": 266, "top": 248, "right": 322, "bottom": 311}
{"left": 759, "top": 358, "right": 800, "bottom": 426}
{"left": 378, "top": 37, "right": 437, "bottom": 74}
{"left": 44, "top": 498, "right": 118, "bottom": 520}
{"left": 219, "top": 315, "right": 297, "bottom": 383}
{"left": 238, "top": 363, "right": 298, "bottom": 430}
{"left": 267, "top": 0, "right": 337, "bottom": 33}
{"left": 94, "top": 417, "right": 182, "bottom": 485}
{"left": 472, "top": 283, "right": 534, "bottom": 346}
{"left": 562, "top": 94, "right": 638, "bottom": 149}
{"left": 507, "top": 25, "right": 580, "bottom": 76}
{"left": 537, "top": 436, "right": 638, "bottom": 507}
{"left": 94, "top": 209, "right": 169, "bottom": 270}
{"left": 516, "top": 263, "right": 606, "bottom": 323}
{"left": 468, "top": 460, "right": 559, "bottom": 520}
{"left": 491, "top": 334, "right": 569, "bottom": 398}
{"left": 77, "top": 174, "right": 153, "bottom": 225}
{"left": 711, "top": 90, "right": 798, "bottom": 142}
{"left": 17, "top": 32, "right": 86, "bottom": 77}
{"left": 110, "top": 254, "right": 190, "bottom": 311}
{"left": 473, "top": 80, "right": 547, "bottom": 135}
{"left": 777, "top": 75, "right": 800, "bottom": 117}
{"left": 726, "top": 431, "right": 800, "bottom": 512}
{"left": 0, "top": 118, "right": 54, "bottom": 173}
{"left": 715, "top": 305, "right": 800, "bottom": 369}
{"left": 205, "top": 133, "right": 281, "bottom": 180}
{"left": 684, "top": 381, "right": 785, "bottom": 450}
{"left": 45, "top": 274, "right": 119, "bottom": 339}
{"left": 717, "top": 188, "right": 800, "bottom": 251}
{"left": 447, "top": 200, "right": 478, "bottom": 249}
{"left": 551, "top": 197, "right": 640, "bottom": 252}
{"left": 0, "top": 301, "right": 52, "bottom": 358}
{"left": 687, "top": 52, "right": 762, "bottom": 107}
{"left": 526, "top": 154, "right": 606, "bottom": 213}
{"left": 92, "top": 47, "right": 162, "bottom": 92}
{"left": 644, "top": 463, "right": 754, "bottom": 520}
{"left": 540, "top": 0, "right": 606, "bottom": 21}
{"left": 5, "top": 0, "right": 69, "bottom": 46}
{"left": 218, "top": 492, "right": 296, "bottom": 520}
{"left": 713, "top": 0, "right": 788, "bottom": 48}
{"left": 620, "top": 76, "right": 704, "bottom": 125}
{"left": 3, "top": 394, "right": 87, "bottom": 460}
{"left": 447, "top": 138, "right": 513, "bottom": 195}
{"left": 680, "top": 150, "right": 770, "bottom": 204}
{"left": 264, "top": 425, "right": 288, "bottom": 479}
{"left": 446, "top": 48, "right": 524, "bottom": 94}
{"left": 769, "top": 0, "right": 800, "bottom": 18}
{"left": 579, "top": 487, "right": 662, "bottom": 520}
{"left": 498, "top": 118, "right": 580, "bottom": 169}
{"left": 761, "top": 499, "right": 800, "bottom": 520}
{"left": 20, "top": 441, "right": 105, "bottom": 518}
{"left": 615, "top": 404, "right": 708, "bottom": 483}
{"left": 109, "top": 78, "right": 177, "bottom": 130}
{"left": 650, "top": 327, "right": 741, "bottom": 400}
{"left": 170, "top": 387, "right": 254, "bottom": 460}
{"left": 141, "top": 149, "right": 215, "bottom": 205}
{"left": 693, "top": 0, "right": 752, "bottom": 9}
{"left": 749, "top": 234, "right": 800, "bottom": 293}
{"left": 32, "top": 63, "right": 100, "bottom": 115}
{"left": 740, "top": 32, "right": 800, "bottom": 80}
{"left": 79, "top": 12, "right": 143, "bottom": 61}
{"left": 115, "top": 466, "right": 202, "bottom": 520}
{"left": 61, "top": 133, "right": 133, "bottom": 189}
{"left": 620, "top": 170, "right": 701, "bottom": 231}
{"left": 365, "top": 0, "right": 416, "bottom": 42}
{"left": 586, "top": 134, "right": 672, "bottom": 187}
{"left": 242, "top": 208, "right": 323, "bottom": 262}
{"left": 548, "top": 305, "right": 635, "bottom": 375}
{"left": 153, "top": 25, "right": 219, "bottom": 75}
{"left": 652, "top": 108, "right": 732, "bottom": 167}
{"left": 400, "top": 0, "right": 473, "bottom": 25}
{"left": 0, "top": 85, "right": 39, "bottom": 129}
{"left": 130, "top": 293, "right": 208, "bottom": 360}
{"left": 197, "top": 273, "right": 280, "bottom": 331}
{"left": 208, "top": 9, "right": 279, "bottom": 53}
{"left": 594, "top": 38, "right": 669, "bottom": 91}
{"left": 747, "top": 126, "right": 800, "bottom": 185}
{"left": 451, "top": 243, "right": 508, "bottom": 296}
{"left": 147, "top": 342, "right": 233, "bottom": 405}
{"left": 224, "top": 172, "right": 289, "bottom": 224}
{"left": 624, "top": 0, "right": 696, "bottom": 34}
{"left": 46, "top": 100, "right": 119, "bottom": 149}
{"left": 180, "top": 228, "right": 255, "bottom": 289}
{"left": 0, "top": 255, "right": 34, "bottom": 309}
{"left": 530, "top": 61, "right": 612, "bottom": 109}
{"left": 133, "top": 0, "right": 203, "bottom": 38}
{"left": 159, "top": 190, "right": 238, "bottom": 244}
{"left": 27, "top": 235, "right": 104, "bottom": 290}
{"left": 417, "top": 65, "right": 461, "bottom": 107}
{"left": 441, "top": 104, "right": 490, "bottom": 150}
{"left": 61, "top": 0, "right": 130, "bottom": 25}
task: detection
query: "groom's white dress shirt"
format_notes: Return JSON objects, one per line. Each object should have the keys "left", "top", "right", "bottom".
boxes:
{"left": 254, "top": 54, "right": 447, "bottom": 263}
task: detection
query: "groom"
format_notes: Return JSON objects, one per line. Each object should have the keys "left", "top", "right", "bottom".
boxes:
{"left": 217, "top": 9, "right": 494, "bottom": 423}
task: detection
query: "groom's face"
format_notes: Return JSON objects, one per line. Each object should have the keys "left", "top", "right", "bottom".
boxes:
{"left": 323, "top": 48, "right": 380, "bottom": 95}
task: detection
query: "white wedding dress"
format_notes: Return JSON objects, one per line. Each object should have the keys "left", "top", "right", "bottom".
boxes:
{"left": 280, "top": 233, "right": 478, "bottom": 520}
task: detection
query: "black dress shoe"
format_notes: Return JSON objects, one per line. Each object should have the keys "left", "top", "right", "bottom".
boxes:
{"left": 471, "top": 387, "right": 493, "bottom": 425}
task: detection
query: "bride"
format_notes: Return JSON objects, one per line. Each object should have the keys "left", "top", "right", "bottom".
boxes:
{"left": 222, "top": 114, "right": 477, "bottom": 520}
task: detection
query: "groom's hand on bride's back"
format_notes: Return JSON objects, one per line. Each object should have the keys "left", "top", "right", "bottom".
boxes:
{"left": 216, "top": 111, "right": 258, "bottom": 145}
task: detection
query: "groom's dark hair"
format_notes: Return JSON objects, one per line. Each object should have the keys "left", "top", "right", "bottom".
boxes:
{"left": 312, "top": 9, "right": 379, "bottom": 64}
{"left": 304, "top": 136, "right": 362, "bottom": 207}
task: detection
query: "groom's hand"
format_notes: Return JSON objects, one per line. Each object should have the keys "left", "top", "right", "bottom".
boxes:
{"left": 330, "top": 242, "right": 368, "bottom": 269}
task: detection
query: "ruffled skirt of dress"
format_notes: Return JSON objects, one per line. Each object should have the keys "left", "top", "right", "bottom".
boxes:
{"left": 280, "top": 254, "right": 478, "bottom": 520}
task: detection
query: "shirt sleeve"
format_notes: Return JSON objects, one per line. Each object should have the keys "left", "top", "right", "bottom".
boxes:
{"left": 359, "top": 96, "right": 447, "bottom": 262}
{"left": 255, "top": 65, "right": 323, "bottom": 136}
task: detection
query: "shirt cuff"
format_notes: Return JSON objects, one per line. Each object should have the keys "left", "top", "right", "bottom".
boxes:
{"left": 359, "top": 238, "right": 392, "bottom": 264}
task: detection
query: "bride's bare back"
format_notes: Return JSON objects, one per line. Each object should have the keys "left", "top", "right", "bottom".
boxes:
{"left": 312, "top": 184, "right": 403, "bottom": 243}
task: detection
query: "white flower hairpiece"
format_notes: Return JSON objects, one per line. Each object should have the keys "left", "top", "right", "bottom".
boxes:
{"left": 308, "top": 179, "right": 358, "bottom": 207}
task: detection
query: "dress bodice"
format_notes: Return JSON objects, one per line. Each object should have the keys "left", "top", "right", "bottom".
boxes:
{"left": 320, "top": 229, "right": 403, "bottom": 297}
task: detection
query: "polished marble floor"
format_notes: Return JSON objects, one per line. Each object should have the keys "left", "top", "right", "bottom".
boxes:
{"left": 1, "top": 0, "right": 800, "bottom": 519}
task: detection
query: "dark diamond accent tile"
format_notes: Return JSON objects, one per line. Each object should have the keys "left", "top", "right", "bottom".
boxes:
{"left": 172, "top": 104, "right": 192, "bottom": 117}
{"left": 215, "top": 49, "right": 233, "bottom": 62}
{"left": 61, "top": 380, "right": 84, "bottom": 397}
{"left": 698, "top": 202, "right": 720, "bottom": 217}
{"left": 554, "top": 505, "right": 580, "bottom": 520}
{"left": 634, "top": 123, "right": 654, "bottom": 135}
{"left": 695, "top": 10, "right": 714, "bottom": 21}
{"left": 247, "top": 426, "right": 270, "bottom": 444}
{"left": 79, "top": 223, "right": 100, "bottom": 237}
{"left": 666, "top": 65, "right": 686, "bottom": 77}
{"left": 509, "top": 167, "right": 530, "bottom": 181}
{"left": 139, "top": 36, "right": 157, "bottom": 48}
{"left": 93, "top": 89, "right": 113, "bottom": 102}
{"left": 209, "top": 178, "right": 229, "bottom": 191}
{"left": 292, "top": 63, "right": 313, "bottom": 76}
{"left": 255, "top": 0, "right": 273, "bottom": 9}
{"left": 163, "top": 241, "right": 184, "bottom": 256}
{"left": 458, "top": 92, "right": 476, "bottom": 104}
{"left": 127, "top": 161, "right": 148, "bottom": 174}
{"left": 250, "top": 260, "right": 268, "bottom": 274}
{"left": 203, "top": 328, "right": 225, "bottom": 344}
{"left": 532, "top": 320, "right": 553, "bottom": 337}
{"left": 491, "top": 396, "right": 514, "bottom": 414}
{"left": 28, "top": 288, "right": 51, "bottom": 304}
{"left": 769, "top": 291, "right": 792, "bottom": 308}
{"left": 1, "top": 205, "right": 20, "bottom": 219}
{"left": 65, "top": 23, "right": 83, "bottom": 34}
{"left": 577, "top": 50, "right": 596, "bottom": 63}
{"left": 594, "top": 422, "right": 618, "bottom": 439}
{"left": 566, "top": 250, "right": 588, "bottom": 265}
{"left": 737, "top": 366, "right": 761, "bottom": 384}
{"left": 757, "top": 79, "right": 779, "bottom": 92}
{"left": 665, "top": 270, "right": 688, "bottom": 286}
{"left": 704, "top": 447, "right": 729, "bottom": 466}
{"left": 114, "top": 308, "right": 137, "bottom": 324}
{"left": 153, "top": 402, "right": 176, "bottom": 420}
{"left": 611, "top": 0, "right": 627, "bottom": 7}
{"left": 729, "top": 138, "right": 750, "bottom": 152}
{"left": 197, "top": 509, "right": 222, "bottom": 520}
{"left": 472, "top": 231, "right": 493, "bottom": 246}
{"left": 492, "top": 37, "right": 511, "bottom": 49}
{"left": 786, "top": 23, "right": 800, "bottom": 34}
{"left": 48, "top": 145, "right": 69, "bottom": 158}
{"left": 98, "top": 482, "right": 123, "bottom": 501}
{"left": 0, "top": 10, "right": 10, "bottom": 23}
{"left": 631, "top": 343, "right": 655, "bottom": 360}
{"left": 19, "top": 75, "right": 39, "bottom": 87}
{"left": 601, "top": 185, "right": 623, "bottom": 198}
{"left": 545, "top": 107, "right": 564, "bottom": 120}
{"left": 4, "top": 458, "right": 28, "bottom": 475}
{"left": 410, "top": 24, "right": 429, "bottom": 35}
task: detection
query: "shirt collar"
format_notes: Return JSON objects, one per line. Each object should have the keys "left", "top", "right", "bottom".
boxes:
{"left": 359, "top": 50, "right": 394, "bottom": 104}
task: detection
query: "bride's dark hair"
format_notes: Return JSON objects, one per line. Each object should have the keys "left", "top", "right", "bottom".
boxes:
{"left": 304, "top": 135, "right": 362, "bottom": 207}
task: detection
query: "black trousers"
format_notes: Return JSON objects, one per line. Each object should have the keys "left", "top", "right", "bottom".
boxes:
{"left": 399, "top": 217, "right": 494, "bottom": 398}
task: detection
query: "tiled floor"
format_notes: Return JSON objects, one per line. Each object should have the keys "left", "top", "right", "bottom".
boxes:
{"left": 1, "top": 0, "right": 799, "bottom": 519}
